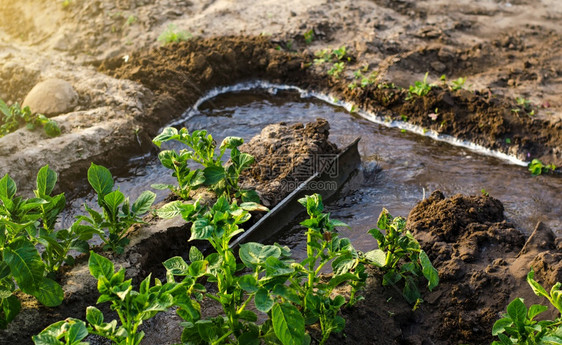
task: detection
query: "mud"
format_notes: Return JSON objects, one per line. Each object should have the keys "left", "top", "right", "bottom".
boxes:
{"left": 325, "top": 191, "right": 562, "bottom": 345}
{"left": 240, "top": 118, "right": 339, "bottom": 207}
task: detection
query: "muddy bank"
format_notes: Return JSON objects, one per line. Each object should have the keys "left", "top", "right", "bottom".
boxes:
{"left": 328, "top": 191, "right": 562, "bottom": 345}
{"left": 101, "top": 36, "right": 561, "bottom": 169}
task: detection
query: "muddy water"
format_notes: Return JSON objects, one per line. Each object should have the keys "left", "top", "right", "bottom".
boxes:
{"left": 61, "top": 87, "right": 561, "bottom": 253}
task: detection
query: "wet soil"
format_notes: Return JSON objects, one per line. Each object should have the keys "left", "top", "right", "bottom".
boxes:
{"left": 328, "top": 191, "right": 562, "bottom": 345}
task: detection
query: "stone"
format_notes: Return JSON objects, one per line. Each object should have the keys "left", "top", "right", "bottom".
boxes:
{"left": 23, "top": 78, "right": 78, "bottom": 116}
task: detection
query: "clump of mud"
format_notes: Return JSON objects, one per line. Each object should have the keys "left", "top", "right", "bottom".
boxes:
{"left": 329, "top": 191, "right": 562, "bottom": 345}
{"left": 240, "top": 118, "right": 339, "bottom": 206}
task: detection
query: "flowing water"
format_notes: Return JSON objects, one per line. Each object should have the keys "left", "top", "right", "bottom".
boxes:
{"left": 61, "top": 85, "right": 561, "bottom": 254}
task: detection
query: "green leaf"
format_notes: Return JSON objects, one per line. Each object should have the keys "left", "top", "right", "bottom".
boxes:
{"left": 188, "top": 260, "right": 208, "bottom": 278}
{"left": 527, "top": 270, "right": 549, "bottom": 299}
{"left": 364, "top": 249, "right": 386, "bottom": 267}
{"left": 332, "top": 254, "right": 355, "bottom": 275}
{"left": 87, "top": 163, "right": 114, "bottom": 198}
{"left": 88, "top": 251, "right": 114, "bottom": 280}
{"left": 0, "top": 295, "right": 20, "bottom": 328}
{"left": 43, "top": 120, "right": 61, "bottom": 137}
{"left": 266, "top": 256, "right": 294, "bottom": 277}
{"left": 236, "top": 153, "right": 255, "bottom": 170}
{"left": 419, "top": 251, "right": 439, "bottom": 291}
{"left": 507, "top": 298, "right": 527, "bottom": 325}
{"left": 272, "top": 284, "right": 301, "bottom": 305}
{"left": 255, "top": 288, "right": 274, "bottom": 313}
{"left": 163, "top": 256, "right": 189, "bottom": 275}
{"left": 239, "top": 242, "right": 281, "bottom": 270}
{"left": 367, "top": 228, "right": 385, "bottom": 246}
{"left": 152, "top": 127, "right": 178, "bottom": 147}
{"left": 36, "top": 165, "right": 57, "bottom": 197}
{"left": 132, "top": 191, "right": 156, "bottom": 215}
{"left": 238, "top": 275, "right": 259, "bottom": 293}
{"left": 66, "top": 320, "right": 89, "bottom": 344}
{"left": 34, "top": 278, "right": 64, "bottom": 307}
{"left": 103, "top": 190, "right": 125, "bottom": 217}
{"left": 0, "top": 262, "right": 10, "bottom": 281}
{"left": 0, "top": 174, "right": 17, "bottom": 200}
{"left": 492, "top": 317, "right": 513, "bottom": 336}
{"left": 203, "top": 166, "right": 225, "bottom": 185}
{"left": 156, "top": 201, "right": 183, "bottom": 219}
{"left": 220, "top": 136, "right": 244, "bottom": 149}
{"left": 4, "top": 238, "right": 45, "bottom": 294}
{"left": 272, "top": 303, "right": 305, "bottom": 345}
{"left": 86, "top": 306, "right": 104, "bottom": 326}
{"left": 189, "top": 220, "right": 214, "bottom": 241}
{"left": 189, "top": 246, "right": 204, "bottom": 263}
{"left": 528, "top": 304, "right": 548, "bottom": 320}
{"left": 32, "top": 333, "right": 64, "bottom": 345}
{"left": 402, "top": 278, "right": 421, "bottom": 305}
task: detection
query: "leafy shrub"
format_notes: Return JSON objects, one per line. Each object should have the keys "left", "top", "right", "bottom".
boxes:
{"left": 363, "top": 208, "right": 439, "bottom": 304}
{"left": 491, "top": 270, "right": 562, "bottom": 344}
{"left": 0, "top": 99, "right": 60, "bottom": 138}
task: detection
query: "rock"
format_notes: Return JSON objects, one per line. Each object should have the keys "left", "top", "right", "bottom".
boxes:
{"left": 23, "top": 78, "right": 78, "bottom": 116}
{"left": 430, "top": 61, "right": 446, "bottom": 73}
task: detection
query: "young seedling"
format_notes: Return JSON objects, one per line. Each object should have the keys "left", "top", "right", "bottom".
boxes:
{"left": 0, "top": 99, "right": 60, "bottom": 138}
{"left": 304, "top": 29, "right": 315, "bottom": 44}
{"left": 528, "top": 159, "right": 556, "bottom": 176}
{"left": 491, "top": 270, "right": 562, "bottom": 344}
{"left": 407, "top": 72, "right": 433, "bottom": 100}
{"left": 450, "top": 77, "right": 466, "bottom": 91}
{"left": 363, "top": 208, "right": 439, "bottom": 304}
{"left": 157, "top": 23, "right": 192, "bottom": 45}
{"left": 77, "top": 163, "right": 156, "bottom": 253}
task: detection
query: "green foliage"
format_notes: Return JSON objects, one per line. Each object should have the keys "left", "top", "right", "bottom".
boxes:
{"left": 152, "top": 127, "right": 259, "bottom": 203}
{"left": 407, "top": 72, "right": 433, "bottom": 100}
{"left": 528, "top": 159, "right": 556, "bottom": 176}
{"left": 32, "top": 318, "right": 88, "bottom": 345}
{"left": 157, "top": 24, "right": 192, "bottom": 45}
{"left": 34, "top": 252, "right": 182, "bottom": 345}
{"left": 78, "top": 163, "right": 156, "bottom": 253}
{"left": 327, "top": 62, "right": 345, "bottom": 79}
{"left": 0, "top": 165, "right": 93, "bottom": 327}
{"left": 303, "top": 29, "right": 315, "bottom": 44}
{"left": 348, "top": 66, "right": 377, "bottom": 90}
{"left": 161, "top": 193, "right": 364, "bottom": 345}
{"left": 363, "top": 208, "right": 439, "bottom": 304}
{"left": 491, "top": 270, "right": 562, "bottom": 344}
{"left": 450, "top": 77, "right": 466, "bottom": 91}
{"left": 0, "top": 99, "right": 60, "bottom": 138}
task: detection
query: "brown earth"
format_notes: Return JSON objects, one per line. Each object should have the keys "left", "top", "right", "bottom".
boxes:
{"left": 327, "top": 191, "right": 562, "bottom": 345}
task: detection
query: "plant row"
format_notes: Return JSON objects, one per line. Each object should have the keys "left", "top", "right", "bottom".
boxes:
{"left": 0, "top": 126, "right": 440, "bottom": 344}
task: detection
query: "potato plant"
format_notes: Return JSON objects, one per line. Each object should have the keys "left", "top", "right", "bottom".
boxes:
{"left": 152, "top": 127, "right": 259, "bottom": 202}
{"left": 0, "top": 99, "right": 60, "bottom": 138}
{"left": 33, "top": 252, "right": 182, "bottom": 345}
{"left": 491, "top": 270, "right": 562, "bottom": 344}
{"left": 363, "top": 208, "right": 439, "bottom": 304}
{"left": 77, "top": 163, "right": 156, "bottom": 253}
{"left": 161, "top": 193, "right": 365, "bottom": 345}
